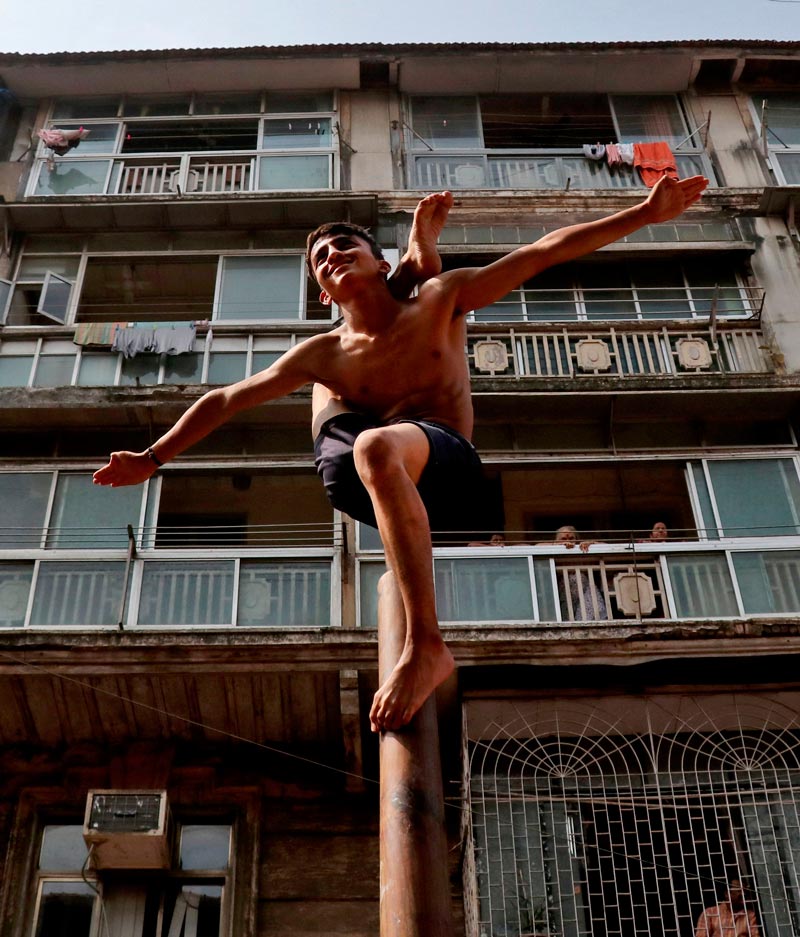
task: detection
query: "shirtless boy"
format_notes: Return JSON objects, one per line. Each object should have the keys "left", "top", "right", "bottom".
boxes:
{"left": 94, "top": 174, "right": 707, "bottom": 733}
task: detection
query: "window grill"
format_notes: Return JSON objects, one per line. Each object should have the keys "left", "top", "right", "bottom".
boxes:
{"left": 465, "top": 694, "right": 800, "bottom": 937}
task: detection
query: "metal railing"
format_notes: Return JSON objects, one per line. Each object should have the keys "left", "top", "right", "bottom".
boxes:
{"left": 359, "top": 542, "right": 800, "bottom": 627}
{"left": 413, "top": 152, "right": 716, "bottom": 190}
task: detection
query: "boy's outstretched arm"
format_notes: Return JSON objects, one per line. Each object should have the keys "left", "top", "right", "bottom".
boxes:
{"left": 93, "top": 341, "right": 322, "bottom": 488}
{"left": 445, "top": 175, "right": 707, "bottom": 312}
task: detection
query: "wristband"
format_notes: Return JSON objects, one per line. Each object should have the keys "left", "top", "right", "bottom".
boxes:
{"left": 147, "top": 447, "right": 164, "bottom": 468}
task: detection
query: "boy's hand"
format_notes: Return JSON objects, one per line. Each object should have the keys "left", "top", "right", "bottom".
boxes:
{"left": 93, "top": 450, "right": 156, "bottom": 488}
{"left": 644, "top": 174, "right": 708, "bottom": 224}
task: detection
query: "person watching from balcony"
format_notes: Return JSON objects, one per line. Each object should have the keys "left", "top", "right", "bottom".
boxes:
{"left": 468, "top": 533, "right": 507, "bottom": 547}
{"left": 695, "top": 878, "right": 760, "bottom": 937}
{"left": 94, "top": 174, "right": 707, "bottom": 733}
{"left": 540, "top": 525, "right": 608, "bottom": 621}
{"left": 637, "top": 521, "right": 669, "bottom": 543}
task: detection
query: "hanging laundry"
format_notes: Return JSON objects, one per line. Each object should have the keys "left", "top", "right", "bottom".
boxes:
{"left": 618, "top": 143, "right": 635, "bottom": 166}
{"left": 582, "top": 143, "right": 606, "bottom": 161}
{"left": 37, "top": 126, "right": 90, "bottom": 156}
{"left": 112, "top": 323, "right": 196, "bottom": 358}
{"left": 606, "top": 143, "right": 622, "bottom": 170}
{"left": 112, "top": 327, "right": 157, "bottom": 358}
{"left": 72, "top": 321, "right": 125, "bottom": 347}
{"left": 633, "top": 142, "right": 679, "bottom": 188}
{"left": 151, "top": 327, "right": 195, "bottom": 355}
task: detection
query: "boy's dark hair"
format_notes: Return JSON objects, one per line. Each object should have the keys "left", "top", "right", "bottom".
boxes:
{"left": 305, "top": 222, "right": 384, "bottom": 276}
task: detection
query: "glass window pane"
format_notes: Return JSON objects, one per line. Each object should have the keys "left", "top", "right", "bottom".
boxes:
{"left": 760, "top": 94, "right": 800, "bottom": 147}
{"left": 207, "top": 352, "right": 246, "bottom": 384}
{"left": 410, "top": 97, "right": 482, "bottom": 149}
{"left": 35, "top": 882, "right": 96, "bottom": 937}
{"left": 632, "top": 262, "right": 692, "bottom": 318}
{"left": 250, "top": 351, "right": 281, "bottom": 374}
{"left": 138, "top": 561, "right": 234, "bottom": 626}
{"left": 0, "top": 473, "right": 52, "bottom": 547}
{"left": 733, "top": 551, "right": 800, "bottom": 614}
{"left": 123, "top": 96, "right": 191, "bottom": 117}
{"left": 180, "top": 825, "right": 231, "bottom": 870}
{"left": 523, "top": 267, "right": 578, "bottom": 321}
{"left": 217, "top": 255, "right": 302, "bottom": 320}
{"left": 581, "top": 267, "right": 637, "bottom": 320}
{"left": 36, "top": 160, "right": 110, "bottom": 196}
{"left": 708, "top": 459, "right": 800, "bottom": 537}
{"left": 48, "top": 473, "right": 142, "bottom": 549}
{"left": 684, "top": 259, "right": 745, "bottom": 316}
{"left": 194, "top": 93, "right": 262, "bottom": 115}
{"left": 612, "top": 95, "right": 687, "bottom": 148}
{"left": 17, "top": 256, "right": 82, "bottom": 281}
{"left": 262, "top": 117, "right": 331, "bottom": 149}
{"left": 434, "top": 557, "right": 534, "bottom": 621}
{"left": 40, "top": 825, "right": 90, "bottom": 871}
{"left": 44, "top": 122, "right": 119, "bottom": 155}
{"left": 258, "top": 155, "right": 330, "bottom": 190}
{"left": 77, "top": 353, "right": 118, "bottom": 386}
{"left": 120, "top": 355, "right": 161, "bottom": 386}
{"left": 358, "top": 522, "right": 383, "bottom": 551}
{"left": 264, "top": 92, "right": 333, "bottom": 113}
{"left": 52, "top": 98, "right": 119, "bottom": 120}
{"left": 775, "top": 151, "right": 800, "bottom": 185}
{"left": 667, "top": 553, "right": 738, "bottom": 617}
{"left": 474, "top": 289, "right": 525, "bottom": 322}
{"left": 237, "top": 560, "right": 331, "bottom": 627}
{"left": 533, "top": 558, "right": 558, "bottom": 621}
{"left": 34, "top": 355, "right": 75, "bottom": 387}
{"left": 0, "top": 278, "right": 11, "bottom": 323}
{"left": 37, "top": 274, "right": 72, "bottom": 324}
{"left": 0, "top": 356, "right": 33, "bottom": 387}
{"left": 690, "top": 463, "right": 719, "bottom": 539}
{"left": 31, "top": 561, "right": 126, "bottom": 626}
{"left": 359, "top": 561, "right": 387, "bottom": 628}
{"left": 162, "top": 884, "right": 222, "bottom": 937}
{"left": 0, "top": 563, "right": 33, "bottom": 627}
{"left": 164, "top": 352, "right": 203, "bottom": 384}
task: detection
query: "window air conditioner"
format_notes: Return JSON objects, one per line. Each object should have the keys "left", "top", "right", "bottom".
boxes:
{"left": 83, "top": 790, "right": 172, "bottom": 869}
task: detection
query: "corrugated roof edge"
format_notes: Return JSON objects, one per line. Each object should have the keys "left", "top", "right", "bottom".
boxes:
{"left": 0, "top": 39, "right": 799, "bottom": 62}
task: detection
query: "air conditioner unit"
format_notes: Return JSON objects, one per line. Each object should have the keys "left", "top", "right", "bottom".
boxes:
{"left": 83, "top": 790, "right": 172, "bottom": 870}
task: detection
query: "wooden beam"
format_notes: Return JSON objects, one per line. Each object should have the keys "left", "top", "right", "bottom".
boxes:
{"left": 377, "top": 571, "right": 453, "bottom": 937}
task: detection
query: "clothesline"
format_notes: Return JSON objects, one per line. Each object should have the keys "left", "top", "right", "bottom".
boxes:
{"left": 582, "top": 140, "right": 679, "bottom": 188}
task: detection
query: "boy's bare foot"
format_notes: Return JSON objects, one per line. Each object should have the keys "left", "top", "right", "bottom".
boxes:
{"left": 406, "top": 191, "right": 454, "bottom": 281}
{"left": 369, "top": 636, "right": 455, "bottom": 733}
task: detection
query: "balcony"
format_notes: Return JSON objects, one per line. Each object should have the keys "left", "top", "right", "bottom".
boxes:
{"left": 359, "top": 540, "right": 800, "bottom": 627}
{"left": 412, "top": 152, "right": 716, "bottom": 191}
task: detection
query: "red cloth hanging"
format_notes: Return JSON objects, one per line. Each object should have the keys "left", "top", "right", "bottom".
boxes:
{"left": 633, "top": 142, "right": 678, "bottom": 188}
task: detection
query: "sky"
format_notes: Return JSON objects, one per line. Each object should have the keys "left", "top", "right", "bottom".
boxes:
{"left": 1, "top": 0, "right": 800, "bottom": 54}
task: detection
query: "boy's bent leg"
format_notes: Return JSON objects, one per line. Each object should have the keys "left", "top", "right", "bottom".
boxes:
{"left": 352, "top": 423, "right": 455, "bottom": 732}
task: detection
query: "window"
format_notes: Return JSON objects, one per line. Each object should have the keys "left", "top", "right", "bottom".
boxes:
{"left": 467, "top": 694, "right": 800, "bottom": 937}
{"left": 690, "top": 458, "right": 800, "bottom": 538}
{"left": 753, "top": 93, "right": 800, "bottom": 184}
{"left": 32, "top": 820, "right": 233, "bottom": 937}
{"left": 29, "top": 92, "right": 336, "bottom": 197}
{"left": 407, "top": 93, "right": 714, "bottom": 190}
{"left": 3, "top": 254, "right": 80, "bottom": 326}
{"left": 455, "top": 257, "right": 755, "bottom": 322}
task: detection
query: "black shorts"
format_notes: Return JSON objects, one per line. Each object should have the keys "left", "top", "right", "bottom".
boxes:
{"left": 313, "top": 412, "right": 503, "bottom": 540}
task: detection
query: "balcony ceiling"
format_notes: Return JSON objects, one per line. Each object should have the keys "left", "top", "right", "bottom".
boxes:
{"left": 0, "top": 194, "right": 378, "bottom": 234}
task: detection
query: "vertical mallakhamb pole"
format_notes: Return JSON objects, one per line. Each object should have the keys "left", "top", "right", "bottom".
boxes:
{"left": 377, "top": 571, "right": 454, "bottom": 937}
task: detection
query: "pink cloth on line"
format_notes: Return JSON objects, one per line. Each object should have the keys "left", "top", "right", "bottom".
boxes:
{"left": 633, "top": 141, "right": 679, "bottom": 188}
{"left": 606, "top": 143, "right": 622, "bottom": 170}
{"left": 37, "top": 126, "right": 90, "bottom": 155}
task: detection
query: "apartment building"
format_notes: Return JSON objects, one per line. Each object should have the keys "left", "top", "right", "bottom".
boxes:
{"left": 0, "top": 39, "right": 799, "bottom": 937}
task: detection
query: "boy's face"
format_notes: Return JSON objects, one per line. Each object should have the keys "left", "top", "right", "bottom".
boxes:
{"left": 309, "top": 233, "right": 390, "bottom": 305}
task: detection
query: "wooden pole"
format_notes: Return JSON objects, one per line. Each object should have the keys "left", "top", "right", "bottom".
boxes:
{"left": 378, "top": 571, "right": 454, "bottom": 937}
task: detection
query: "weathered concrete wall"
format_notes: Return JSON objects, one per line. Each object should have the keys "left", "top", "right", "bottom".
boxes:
{"left": 693, "top": 92, "right": 768, "bottom": 188}
{"left": 347, "top": 91, "right": 394, "bottom": 192}
{"left": 750, "top": 215, "right": 800, "bottom": 373}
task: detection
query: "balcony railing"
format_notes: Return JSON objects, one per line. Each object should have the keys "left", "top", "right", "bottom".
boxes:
{"left": 0, "top": 317, "right": 773, "bottom": 390}
{"left": 412, "top": 152, "right": 716, "bottom": 190}
{"left": 467, "top": 321, "right": 773, "bottom": 379}
{"left": 359, "top": 541, "right": 800, "bottom": 627}
{"left": 0, "top": 552, "right": 337, "bottom": 629}
{"left": 31, "top": 150, "right": 336, "bottom": 198}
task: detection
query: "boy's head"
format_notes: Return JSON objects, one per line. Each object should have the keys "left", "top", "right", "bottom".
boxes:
{"left": 305, "top": 222, "right": 384, "bottom": 279}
